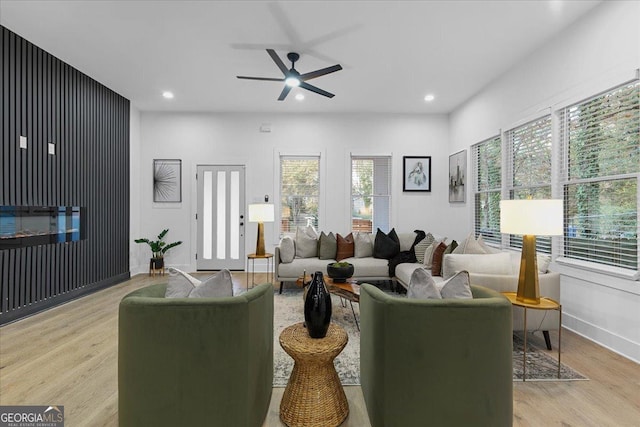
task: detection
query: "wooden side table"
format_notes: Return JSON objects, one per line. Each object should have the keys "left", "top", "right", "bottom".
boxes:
{"left": 279, "top": 322, "right": 349, "bottom": 427}
{"left": 246, "top": 252, "right": 273, "bottom": 290}
{"left": 502, "top": 292, "right": 562, "bottom": 381}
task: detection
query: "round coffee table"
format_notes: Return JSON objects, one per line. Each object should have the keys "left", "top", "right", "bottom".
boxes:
{"left": 279, "top": 322, "right": 349, "bottom": 427}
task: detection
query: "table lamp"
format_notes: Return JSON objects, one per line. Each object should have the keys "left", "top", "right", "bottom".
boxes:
{"left": 248, "top": 203, "right": 274, "bottom": 256}
{"left": 500, "top": 199, "right": 563, "bottom": 304}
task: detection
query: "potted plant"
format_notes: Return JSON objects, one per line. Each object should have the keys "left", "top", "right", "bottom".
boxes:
{"left": 326, "top": 261, "right": 354, "bottom": 283}
{"left": 135, "top": 229, "right": 182, "bottom": 271}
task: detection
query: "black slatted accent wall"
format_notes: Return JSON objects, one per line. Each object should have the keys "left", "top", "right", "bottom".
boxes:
{"left": 0, "top": 26, "right": 130, "bottom": 324}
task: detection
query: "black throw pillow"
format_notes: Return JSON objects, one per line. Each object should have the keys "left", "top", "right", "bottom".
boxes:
{"left": 374, "top": 228, "right": 400, "bottom": 259}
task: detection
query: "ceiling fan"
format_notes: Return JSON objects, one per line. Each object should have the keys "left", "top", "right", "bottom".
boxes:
{"left": 237, "top": 49, "right": 342, "bottom": 101}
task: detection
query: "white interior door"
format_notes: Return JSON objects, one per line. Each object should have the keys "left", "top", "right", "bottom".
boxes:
{"left": 197, "top": 165, "right": 245, "bottom": 270}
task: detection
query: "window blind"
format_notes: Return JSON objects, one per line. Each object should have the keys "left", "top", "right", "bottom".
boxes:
{"left": 351, "top": 156, "right": 391, "bottom": 233}
{"left": 280, "top": 156, "right": 320, "bottom": 234}
{"left": 473, "top": 136, "right": 501, "bottom": 244}
{"left": 506, "top": 115, "right": 553, "bottom": 253}
{"left": 559, "top": 81, "right": 639, "bottom": 270}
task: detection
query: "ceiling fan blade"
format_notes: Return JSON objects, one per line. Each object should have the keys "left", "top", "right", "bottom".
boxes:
{"left": 237, "top": 76, "right": 285, "bottom": 82}
{"left": 300, "top": 64, "right": 343, "bottom": 81}
{"left": 278, "top": 85, "right": 293, "bottom": 101}
{"left": 267, "top": 49, "right": 289, "bottom": 76}
{"left": 299, "top": 82, "right": 335, "bottom": 98}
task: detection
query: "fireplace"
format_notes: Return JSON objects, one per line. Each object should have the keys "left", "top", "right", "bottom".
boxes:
{"left": 0, "top": 206, "right": 86, "bottom": 249}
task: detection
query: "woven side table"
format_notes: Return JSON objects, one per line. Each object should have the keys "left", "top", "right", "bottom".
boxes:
{"left": 279, "top": 322, "right": 349, "bottom": 427}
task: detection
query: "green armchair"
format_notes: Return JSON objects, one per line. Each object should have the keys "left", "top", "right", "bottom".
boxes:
{"left": 118, "top": 282, "right": 273, "bottom": 427}
{"left": 360, "top": 284, "right": 513, "bottom": 427}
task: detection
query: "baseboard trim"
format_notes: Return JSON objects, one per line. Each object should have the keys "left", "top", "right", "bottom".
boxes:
{"left": 0, "top": 272, "right": 130, "bottom": 326}
{"left": 563, "top": 312, "right": 640, "bottom": 364}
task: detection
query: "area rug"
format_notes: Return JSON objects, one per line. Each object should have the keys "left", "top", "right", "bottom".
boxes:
{"left": 273, "top": 288, "right": 587, "bottom": 386}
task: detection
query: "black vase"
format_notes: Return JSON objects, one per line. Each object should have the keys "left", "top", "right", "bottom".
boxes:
{"left": 304, "top": 271, "right": 332, "bottom": 338}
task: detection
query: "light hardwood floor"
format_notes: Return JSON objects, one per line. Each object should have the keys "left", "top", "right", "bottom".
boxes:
{"left": 1, "top": 273, "right": 638, "bottom": 426}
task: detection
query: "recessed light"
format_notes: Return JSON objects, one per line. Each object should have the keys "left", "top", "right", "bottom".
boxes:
{"left": 424, "top": 94, "right": 435, "bottom": 102}
{"left": 295, "top": 93, "right": 304, "bottom": 101}
{"left": 162, "top": 91, "right": 174, "bottom": 99}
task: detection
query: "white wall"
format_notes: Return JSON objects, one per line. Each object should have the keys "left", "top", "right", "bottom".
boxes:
{"left": 135, "top": 112, "right": 455, "bottom": 274}
{"left": 450, "top": 1, "right": 640, "bottom": 362}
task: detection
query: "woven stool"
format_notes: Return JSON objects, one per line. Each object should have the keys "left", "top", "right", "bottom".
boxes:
{"left": 279, "top": 322, "right": 349, "bottom": 427}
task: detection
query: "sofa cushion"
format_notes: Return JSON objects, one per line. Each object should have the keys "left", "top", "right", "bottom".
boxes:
{"left": 431, "top": 241, "right": 448, "bottom": 276}
{"left": 166, "top": 270, "right": 197, "bottom": 298}
{"left": 439, "top": 270, "right": 472, "bottom": 299}
{"left": 397, "top": 232, "right": 417, "bottom": 252}
{"left": 394, "top": 262, "right": 423, "bottom": 287}
{"left": 453, "top": 233, "right": 487, "bottom": 254}
{"left": 336, "top": 233, "right": 355, "bottom": 261}
{"left": 318, "top": 232, "right": 337, "bottom": 260}
{"left": 296, "top": 226, "right": 318, "bottom": 258}
{"left": 509, "top": 251, "right": 552, "bottom": 274}
{"left": 444, "top": 240, "right": 458, "bottom": 255}
{"left": 341, "top": 256, "right": 390, "bottom": 277}
{"left": 189, "top": 269, "right": 234, "bottom": 298}
{"left": 374, "top": 228, "right": 400, "bottom": 259}
{"left": 354, "top": 232, "right": 374, "bottom": 258}
{"left": 414, "top": 232, "right": 435, "bottom": 264}
{"left": 279, "top": 236, "right": 295, "bottom": 263}
{"left": 407, "top": 267, "right": 442, "bottom": 299}
{"left": 442, "top": 252, "right": 513, "bottom": 279}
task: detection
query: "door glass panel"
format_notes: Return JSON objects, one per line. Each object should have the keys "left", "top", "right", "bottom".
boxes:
{"left": 203, "top": 171, "right": 213, "bottom": 259}
{"left": 230, "top": 171, "right": 240, "bottom": 259}
{"left": 217, "top": 171, "right": 226, "bottom": 259}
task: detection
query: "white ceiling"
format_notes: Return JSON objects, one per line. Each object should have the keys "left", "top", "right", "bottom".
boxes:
{"left": 1, "top": 0, "right": 602, "bottom": 114}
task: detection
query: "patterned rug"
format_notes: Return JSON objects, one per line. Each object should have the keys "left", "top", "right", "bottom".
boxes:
{"left": 273, "top": 288, "right": 587, "bottom": 386}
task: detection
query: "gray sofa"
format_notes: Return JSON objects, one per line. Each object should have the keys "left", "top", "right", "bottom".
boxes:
{"left": 275, "top": 231, "right": 561, "bottom": 345}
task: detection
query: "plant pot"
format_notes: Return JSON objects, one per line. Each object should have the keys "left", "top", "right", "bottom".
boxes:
{"left": 326, "top": 263, "right": 354, "bottom": 283}
{"left": 150, "top": 257, "right": 164, "bottom": 270}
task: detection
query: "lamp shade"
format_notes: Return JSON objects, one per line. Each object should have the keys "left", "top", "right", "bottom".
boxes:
{"left": 500, "top": 199, "right": 563, "bottom": 236}
{"left": 248, "top": 204, "right": 274, "bottom": 223}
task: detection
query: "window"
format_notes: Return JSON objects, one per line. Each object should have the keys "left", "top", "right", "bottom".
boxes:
{"left": 351, "top": 156, "right": 391, "bottom": 233}
{"left": 279, "top": 156, "right": 320, "bottom": 234}
{"left": 506, "top": 115, "right": 553, "bottom": 253}
{"left": 559, "top": 81, "right": 639, "bottom": 270}
{"left": 472, "top": 136, "right": 501, "bottom": 244}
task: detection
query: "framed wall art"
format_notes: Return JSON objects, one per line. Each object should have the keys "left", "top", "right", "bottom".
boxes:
{"left": 153, "top": 159, "right": 182, "bottom": 202}
{"left": 403, "top": 156, "right": 431, "bottom": 192}
{"left": 448, "top": 150, "right": 466, "bottom": 203}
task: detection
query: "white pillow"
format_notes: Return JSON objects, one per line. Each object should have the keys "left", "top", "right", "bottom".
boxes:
{"left": 453, "top": 233, "right": 487, "bottom": 254}
{"left": 354, "top": 232, "right": 374, "bottom": 258}
{"left": 189, "top": 269, "right": 234, "bottom": 298}
{"left": 537, "top": 254, "right": 551, "bottom": 274}
{"left": 477, "top": 234, "right": 502, "bottom": 254}
{"left": 414, "top": 232, "right": 435, "bottom": 264}
{"left": 279, "top": 236, "right": 295, "bottom": 263}
{"left": 439, "top": 270, "right": 472, "bottom": 299}
{"left": 407, "top": 268, "right": 442, "bottom": 300}
{"left": 423, "top": 238, "right": 446, "bottom": 268}
{"left": 295, "top": 226, "right": 318, "bottom": 258}
{"left": 442, "top": 252, "right": 512, "bottom": 279}
{"left": 165, "top": 269, "right": 234, "bottom": 298}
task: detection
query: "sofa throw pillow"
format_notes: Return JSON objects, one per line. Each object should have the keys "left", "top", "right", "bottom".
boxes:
{"left": 537, "top": 254, "right": 551, "bottom": 274}
{"left": 430, "top": 241, "right": 448, "bottom": 276}
{"left": 423, "top": 238, "right": 446, "bottom": 268}
{"left": 373, "top": 228, "right": 400, "bottom": 259}
{"left": 439, "top": 270, "right": 473, "bottom": 299}
{"left": 407, "top": 267, "right": 442, "bottom": 300}
{"left": 295, "top": 226, "right": 318, "bottom": 258}
{"left": 336, "top": 233, "right": 355, "bottom": 261}
{"left": 443, "top": 240, "right": 458, "bottom": 255}
{"left": 167, "top": 267, "right": 202, "bottom": 286}
{"left": 279, "top": 236, "right": 295, "bottom": 263}
{"left": 318, "top": 232, "right": 337, "bottom": 260}
{"left": 477, "top": 234, "right": 502, "bottom": 254}
{"left": 453, "top": 233, "right": 487, "bottom": 255}
{"left": 354, "top": 232, "right": 374, "bottom": 258}
{"left": 414, "top": 232, "right": 435, "bottom": 264}
{"left": 166, "top": 270, "right": 197, "bottom": 298}
{"left": 189, "top": 269, "right": 234, "bottom": 298}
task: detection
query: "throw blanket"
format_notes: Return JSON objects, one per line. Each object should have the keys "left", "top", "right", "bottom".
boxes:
{"left": 388, "top": 230, "right": 425, "bottom": 277}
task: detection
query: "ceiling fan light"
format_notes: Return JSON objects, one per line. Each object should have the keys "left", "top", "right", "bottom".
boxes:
{"left": 285, "top": 77, "right": 300, "bottom": 87}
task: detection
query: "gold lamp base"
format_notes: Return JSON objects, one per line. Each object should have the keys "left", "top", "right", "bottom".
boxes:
{"left": 516, "top": 234, "right": 540, "bottom": 304}
{"left": 255, "top": 222, "right": 266, "bottom": 256}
